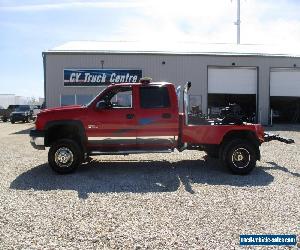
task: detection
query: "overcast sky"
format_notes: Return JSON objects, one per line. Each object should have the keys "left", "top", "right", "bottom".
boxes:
{"left": 1, "top": 0, "right": 300, "bottom": 97}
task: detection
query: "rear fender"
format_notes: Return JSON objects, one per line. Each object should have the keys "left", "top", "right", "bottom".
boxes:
{"left": 220, "top": 130, "right": 261, "bottom": 160}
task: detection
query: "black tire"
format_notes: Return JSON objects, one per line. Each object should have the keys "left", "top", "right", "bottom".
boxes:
{"left": 3, "top": 118, "right": 7, "bottom": 122}
{"left": 221, "top": 139, "right": 257, "bottom": 175}
{"left": 11, "top": 120, "right": 15, "bottom": 124}
{"left": 48, "top": 139, "right": 83, "bottom": 174}
{"left": 204, "top": 145, "right": 219, "bottom": 158}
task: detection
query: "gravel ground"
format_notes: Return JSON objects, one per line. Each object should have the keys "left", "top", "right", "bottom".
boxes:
{"left": 0, "top": 122, "right": 299, "bottom": 249}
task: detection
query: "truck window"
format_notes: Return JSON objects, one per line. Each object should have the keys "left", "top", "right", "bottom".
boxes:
{"left": 140, "top": 86, "right": 170, "bottom": 109}
{"left": 101, "top": 86, "right": 132, "bottom": 108}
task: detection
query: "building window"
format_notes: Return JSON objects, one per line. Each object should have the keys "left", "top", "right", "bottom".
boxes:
{"left": 140, "top": 86, "right": 170, "bottom": 109}
{"left": 61, "top": 95, "right": 75, "bottom": 106}
{"left": 76, "top": 95, "right": 94, "bottom": 105}
{"left": 189, "top": 95, "right": 202, "bottom": 113}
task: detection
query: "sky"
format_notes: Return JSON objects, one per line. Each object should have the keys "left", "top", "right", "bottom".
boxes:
{"left": 1, "top": 0, "right": 300, "bottom": 98}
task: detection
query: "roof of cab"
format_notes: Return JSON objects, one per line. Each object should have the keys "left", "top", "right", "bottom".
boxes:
{"left": 110, "top": 81, "right": 174, "bottom": 87}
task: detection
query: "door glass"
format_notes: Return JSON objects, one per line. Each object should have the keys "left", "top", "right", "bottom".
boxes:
{"left": 101, "top": 87, "right": 132, "bottom": 108}
{"left": 140, "top": 86, "right": 170, "bottom": 109}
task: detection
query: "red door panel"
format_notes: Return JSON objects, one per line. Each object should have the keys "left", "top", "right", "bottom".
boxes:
{"left": 136, "top": 85, "right": 179, "bottom": 149}
{"left": 85, "top": 86, "right": 137, "bottom": 150}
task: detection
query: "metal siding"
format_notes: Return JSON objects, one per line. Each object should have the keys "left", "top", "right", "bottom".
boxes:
{"left": 45, "top": 53, "right": 300, "bottom": 125}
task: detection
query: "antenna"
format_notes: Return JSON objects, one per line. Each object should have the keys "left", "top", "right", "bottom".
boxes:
{"left": 234, "top": 0, "right": 241, "bottom": 44}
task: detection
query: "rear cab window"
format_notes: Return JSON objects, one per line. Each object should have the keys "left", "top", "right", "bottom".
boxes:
{"left": 139, "top": 86, "right": 170, "bottom": 109}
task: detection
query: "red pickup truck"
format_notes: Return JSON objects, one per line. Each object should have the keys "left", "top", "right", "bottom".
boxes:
{"left": 30, "top": 80, "right": 290, "bottom": 175}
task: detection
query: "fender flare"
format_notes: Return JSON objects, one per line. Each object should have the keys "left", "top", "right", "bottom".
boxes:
{"left": 44, "top": 120, "right": 87, "bottom": 148}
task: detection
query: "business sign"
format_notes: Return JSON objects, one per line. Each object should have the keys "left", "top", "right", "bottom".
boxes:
{"left": 64, "top": 69, "right": 142, "bottom": 87}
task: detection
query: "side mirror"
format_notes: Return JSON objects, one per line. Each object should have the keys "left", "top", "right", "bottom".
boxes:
{"left": 96, "top": 100, "right": 108, "bottom": 109}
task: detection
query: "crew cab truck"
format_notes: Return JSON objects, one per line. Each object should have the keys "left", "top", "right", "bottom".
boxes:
{"left": 30, "top": 80, "right": 288, "bottom": 175}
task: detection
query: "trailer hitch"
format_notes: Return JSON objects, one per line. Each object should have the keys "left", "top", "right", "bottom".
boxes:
{"left": 264, "top": 132, "right": 295, "bottom": 144}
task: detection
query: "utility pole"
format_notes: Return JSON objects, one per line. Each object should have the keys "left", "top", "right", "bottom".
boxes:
{"left": 235, "top": 0, "right": 241, "bottom": 44}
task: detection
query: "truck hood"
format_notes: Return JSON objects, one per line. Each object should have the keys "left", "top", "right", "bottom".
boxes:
{"left": 35, "top": 105, "right": 88, "bottom": 130}
{"left": 40, "top": 105, "right": 83, "bottom": 113}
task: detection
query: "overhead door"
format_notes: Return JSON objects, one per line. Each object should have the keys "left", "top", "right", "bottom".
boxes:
{"left": 270, "top": 68, "right": 300, "bottom": 123}
{"left": 270, "top": 68, "right": 300, "bottom": 97}
{"left": 207, "top": 67, "right": 257, "bottom": 122}
{"left": 208, "top": 67, "right": 257, "bottom": 94}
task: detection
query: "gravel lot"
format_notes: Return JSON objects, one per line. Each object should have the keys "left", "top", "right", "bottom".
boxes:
{"left": 0, "top": 122, "right": 299, "bottom": 249}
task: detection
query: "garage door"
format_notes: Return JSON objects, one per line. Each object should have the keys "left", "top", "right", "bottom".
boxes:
{"left": 270, "top": 68, "right": 300, "bottom": 96}
{"left": 208, "top": 67, "right": 257, "bottom": 94}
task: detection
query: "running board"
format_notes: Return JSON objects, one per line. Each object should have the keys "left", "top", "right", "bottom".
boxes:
{"left": 89, "top": 149, "right": 173, "bottom": 156}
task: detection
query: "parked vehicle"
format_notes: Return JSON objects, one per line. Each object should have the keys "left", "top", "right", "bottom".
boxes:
{"left": 10, "top": 105, "right": 33, "bottom": 123}
{"left": 31, "top": 105, "right": 42, "bottom": 120}
{"left": 0, "top": 105, "right": 20, "bottom": 122}
{"left": 30, "top": 80, "right": 294, "bottom": 174}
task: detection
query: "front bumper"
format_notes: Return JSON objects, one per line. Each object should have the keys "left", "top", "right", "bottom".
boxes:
{"left": 11, "top": 115, "right": 26, "bottom": 121}
{"left": 29, "top": 129, "right": 45, "bottom": 150}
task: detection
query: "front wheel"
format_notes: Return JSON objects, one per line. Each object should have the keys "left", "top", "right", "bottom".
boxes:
{"left": 48, "top": 139, "right": 83, "bottom": 174}
{"left": 204, "top": 145, "right": 219, "bottom": 158}
{"left": 221, "top": 139, "right": 258, "bottom": 175}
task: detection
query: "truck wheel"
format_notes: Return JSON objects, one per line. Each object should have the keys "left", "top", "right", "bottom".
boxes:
{"left": 221, "top": 139, "right": 257, "bottom": 175}
{"left": 204, "top": 145, "right": 219, "bottom": 158}
{"left": 11, "top": 120, "right": 15, "bottom": 124}
{"left": 48, "top": 139, "right": 82, "bottom": 174}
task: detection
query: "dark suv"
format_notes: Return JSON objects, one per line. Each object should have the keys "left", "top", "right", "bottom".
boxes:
{"left": 10, "top": 105, "right": 33, "bottom": 123}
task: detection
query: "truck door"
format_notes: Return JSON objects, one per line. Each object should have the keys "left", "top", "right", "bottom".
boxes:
{"left": 136, "top": 85, "right": 179, "bottom": 149}
{"left": 86, "top": 85, "right": 137, "bottom": 150}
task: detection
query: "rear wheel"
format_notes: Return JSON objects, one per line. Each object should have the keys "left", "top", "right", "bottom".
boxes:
{"left": 221, "top": 139, "right": 257, "bottom": 175}
{"left": 11, "top": 120, "right": 15, "bottom": 124}
{"left": 48, "top": 139, "right": 83, "bottom": 174}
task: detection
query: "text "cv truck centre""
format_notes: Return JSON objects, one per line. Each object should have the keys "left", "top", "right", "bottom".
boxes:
{"left": 64, "top": 69, "right": 141, "bottom": 86}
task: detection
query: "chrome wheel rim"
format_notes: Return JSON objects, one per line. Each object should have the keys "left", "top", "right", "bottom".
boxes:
{"left": 54, "top": 147, "right": 74, "bottom": 168}
{"left": 231, "top": 147, "right": 250, "bottom": 168}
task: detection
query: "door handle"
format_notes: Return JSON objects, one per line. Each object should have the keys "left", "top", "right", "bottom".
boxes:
{"left": 162, "top": 113, "right": 171, "bottom": 119}
{"left": 126, "top": 114, "right": 135, "bottom": 119}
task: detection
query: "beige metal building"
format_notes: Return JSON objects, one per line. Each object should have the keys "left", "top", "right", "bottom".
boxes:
{"left": 43, "top": 41, "right": 300, "bottom": 125}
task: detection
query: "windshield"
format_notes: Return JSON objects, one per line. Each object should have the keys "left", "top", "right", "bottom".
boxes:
{"left": 16, "top": 106, "right": 30, "bottom": 112}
